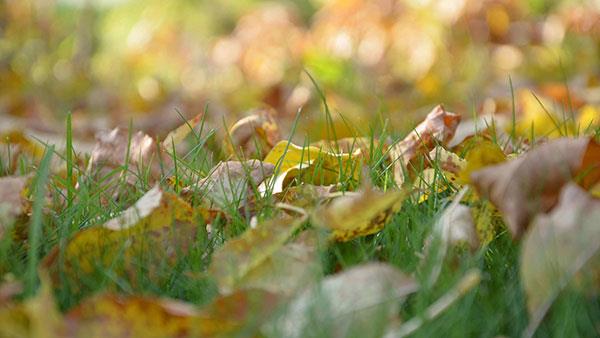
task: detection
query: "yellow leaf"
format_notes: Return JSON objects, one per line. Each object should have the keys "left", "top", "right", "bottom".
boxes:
{"left": 312, "top": 188, "right": 405, "bottom": 242}
{"left": 208, "top": 211, "right": 308, "bottom": 294}
{"left": 0, "top": 272, "right": 63, "bottom": 338}
{"left": 263, "top": 140, "right": 362, "bottom": 191}
{"left": 161, "top": 114, "right": 202, "bottom": 150}
{"left": 42, "top": 186, "right": 200, "bottom": 290}
{"left": 577, "top": 104, "right": 600, "bottom": 130}
{"left": 457, "top": 139, "right": 506, "bottom": 184}
{"left": 66, "top": 294, "right": 198, "bottom": 338}
{"left": 511, "top": 90, "right": 575, "bottom": 139}
{"left": 414, "top": 168, "right": 458, "bottom": 203}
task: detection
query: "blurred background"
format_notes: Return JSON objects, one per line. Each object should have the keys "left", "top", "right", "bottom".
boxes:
{"left": 1, "top": 0, "right": 600, "bottom": 142}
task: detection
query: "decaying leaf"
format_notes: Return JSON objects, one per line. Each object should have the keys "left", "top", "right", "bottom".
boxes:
{"left": 185, "top": 160, "right": 274, "bottom": 209}
{"left": 311, "top": 187, "right": 406, "bottom": 242}
{"left": 208, "top": 211, "right": 308, "bottom": 294}
{"left": 456, "top": 139, "right": 506, "bottom": 184}
{"left": 312, "top": 188, "right": 406, "bottom": 242}
{"left": 427, "top": 146, "right": 466, "bottom": 174}
{"left": 421, "top": 188, "right": 477, "bottom": 287}
{"left": 263, "top": 140, "right": 362, "bottom": 193}
{"left": 0, "top": 175, "right": 30, "bottom": 239}
{"left": 227, "top": 107, "right": 281, "bottom": 158}
{"left": 471, "top": 137, "right": 600, "bottom": 238}
{"left": 521, "top": 184, "right": 600, "bottom": 336}
{"left": 65, "top": 293, "right": 198, "bottom": 338}
{"left": 0, "top": 272, "right": 63, "bottom": 338}
{"left": 0, "top": 130, "right": 46, "bottom": 172}
{"left": 266, "top": 262, "right": 418, "bottom": 338}
{"left": 273, "top": 184, "right": 339, "bottom": 210}
{"left": 42, "top": 186, "right": 200, "bottom": 290}
{"left": 87, "top": 115, "right": 201, "bottom": 186}
{"left": 195, "top": 289, "right": 280, "bottom": 337}
{"left": 414, "top": 168, "right": 459, "bottom": 203}
{"left": 236, "top": 241, "right": 320, "bottom": 296}
{"left": 390, "top": 105, "right": 461, "bottom": 186}
{"left": 311, "top": 137, "right": 378, "bottom": 157}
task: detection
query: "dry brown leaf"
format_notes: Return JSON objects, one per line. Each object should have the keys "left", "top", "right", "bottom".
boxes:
{"left": 265, "top": 262, "right": 418, "bottom": 338}
{"left": 227, "top": 107, "right": 281, "bottom": 158}
{"left": 471, "top": 137, "right": 600, "bottom": 238}
{"left": 390, "top": 105, "right": 461, "bottom": 186}
{"left": 87, "top": 115, "right": 201, "bottom": 188}
{"left": 185, "top": 160, "right": 274, "bottom": 209}
{"left": 521, "top": 184, "right": 600, "bottom": 336}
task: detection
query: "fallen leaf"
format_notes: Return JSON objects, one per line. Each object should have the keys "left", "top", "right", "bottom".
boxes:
{"left": 471, "top": 137, "right": 600, "bottom": 238}
{"left": 263, "top": 140, "right": 362, "bottom": 193}
{"left": 194, "top": 289, "right": 280, "bottom": 337}
{"left": 414, "top": 168, "right": 458, "bottom": 203}
{"left": 311, "top": 137, "right": 378, "bottom": 157}
{"left": 0, "top": 272, "right": 63, "bottom": 338}
{"left": 265, "top": 262, "right": 418, "bottom": 338}
{"left": 208, "top": 211, "right": 308, "bottom": 294}
{"left": 577, "top": 104, "right": 600, "bottom": 130}
{"left": 87, "top": 115, "right": 201, "bottom": 186}
{"left": 521, "top": 184, "right": 600, "bottom": 336}
{"left": 421, "top": 188, "right": 477, "bottom": 287}
{"left": 0, "top": 175, "right": 30, "bottom": 239}
{"left": 65, "top": 293, "right": 198, "bottom": 338}
{"left": 273, "top": 184, "right": 339, "bottom": 210}
{"left": 236, "top": 241, "right": 321, "bottom": 296}
{"left": 185, "top": 160, "right": 274, "bottom": 209}
{"left": 414, "top": 146, "right": 465, "bottom": 202}
{"left": 0, "top": 130, "right": 46, "bottom": 172}
{"left": 311, "top": 187, "right": 406, "bottom": 242}
{"left": 227, "top": 107, "right": 281, "bottom": 158}
{"left": 457, "top": 138, "right": 506, "bottom": 184}
{"left": 511, "top": 90, "right": 575, "bottom": 139}
{"left": 390, "top": 105, "right": 461, "bottom": 186}
{"left": 42, "top": 186, "right": 201, "bottom": 290}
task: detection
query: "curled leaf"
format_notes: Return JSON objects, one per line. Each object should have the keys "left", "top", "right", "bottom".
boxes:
{"left": 390, "top": 105, "right": 461, "bottom": 186}
{"left": 471, "top": 137, "right": 600, "bottom": 238}
{"left": 227, "top": 107, "right": 281, "bottom": 158}
{"left": 263, "top": 141, "right": 362, "bottom": 193}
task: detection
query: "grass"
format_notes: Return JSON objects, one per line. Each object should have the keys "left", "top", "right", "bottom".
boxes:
{"left": 1, "top": 96, "right": 599, "bottom": 337}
